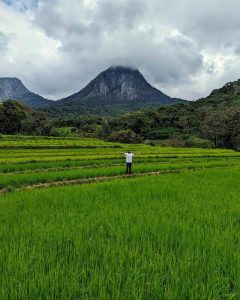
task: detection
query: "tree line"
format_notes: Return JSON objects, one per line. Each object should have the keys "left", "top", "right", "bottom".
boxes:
{"left": 2, "top": 83, "right": 240, "bottom": 151}
{"left": 0, "top": 101, "right": 52, "bottom": 136}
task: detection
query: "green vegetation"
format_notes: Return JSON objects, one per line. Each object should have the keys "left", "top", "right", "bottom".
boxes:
{"left": 3, "top": 78, "right": 240, "bottom": 151}
{"left": 54, "top": 79, "right": 240, "bottom": 149}
{"left": 0, "top": 101, "right": 51, "bottom": 135}
{"left": 105, "top": 98, "right": 240, "bottom": 149}
{"left": 0, "top": 135, "right": 239, "bottom": 191}
{"left": 1, "top": 167, "right": 240, "bottom": 298}
{"left": 1, "top": 135, "right": 240, "bottom": 299}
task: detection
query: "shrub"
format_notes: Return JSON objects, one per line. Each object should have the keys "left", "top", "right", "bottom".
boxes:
{"left": 185, "top": 136, "right": 214, "bottom": 148}
{"left": 108, "top": 129, "right": 142, "bottom": 144}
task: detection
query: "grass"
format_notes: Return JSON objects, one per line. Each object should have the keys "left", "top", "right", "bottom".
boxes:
{"left": 0, "top": 159, "right": 240, "bottom": 190}
{"left": 1, "top": 135, "right": 240, "bottom": 299}
{"left": 0, "top": 136, "right": 239, "bottom": 190}
{"left": 1, "top": 168, "right": 240, "bottom": 299}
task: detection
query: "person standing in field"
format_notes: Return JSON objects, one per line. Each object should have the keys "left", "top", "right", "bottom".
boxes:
{"left": 123, "top": 151, "right": 134, "bottom": 175}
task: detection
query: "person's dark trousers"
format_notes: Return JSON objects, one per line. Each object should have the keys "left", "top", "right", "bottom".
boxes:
{"left": 126, "top": 163, "right": 132, "bottom": 174}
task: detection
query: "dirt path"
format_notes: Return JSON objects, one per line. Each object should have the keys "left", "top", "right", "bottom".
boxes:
{"left": 2, "top": 170, "right": 180, "bottom": 194}
{"left": 0, "top": 188, "right": 8, "bottom": 195}
{"left": 0, "top": 164, "right": 236, "bottom": 195}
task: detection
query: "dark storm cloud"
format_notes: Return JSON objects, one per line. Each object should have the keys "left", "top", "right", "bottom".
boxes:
{"left": 31, "top": 0, "right": 204, "bottom": 99}
{"left": 2, "top": 0, "right": 38, "bottom": 10}
{"left": 1, "top": 0, "right": 240, "bottom": 100}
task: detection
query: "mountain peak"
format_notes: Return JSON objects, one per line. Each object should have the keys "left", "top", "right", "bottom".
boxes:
{"left": 1, "top": 77, "right": 21, "bottom": 81}
{"left": 55, "top": 66, "right": 186, "bottom": 115}
{"left": 108, "top": 65, "right": 139, "bottom": 72}
{"left": 0, "top": 77, "right": 29, "bottom": 99}
{"left": 0, "top": 77, "right": 52, "bottom": 108}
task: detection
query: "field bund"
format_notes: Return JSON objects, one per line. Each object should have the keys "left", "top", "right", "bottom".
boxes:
{"left": 1, "top": 135, "right": 240, "bottom": 299}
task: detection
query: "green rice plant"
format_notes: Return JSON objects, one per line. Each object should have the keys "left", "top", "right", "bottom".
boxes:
{"left": 1, "top": 155, "right": 238, "bottom": 174}
{"left": 1, "top": 135, "right": 240, "bottom": 298}
{"left": 1, "top": 168, "right": 240, "bottom": 299}
{"left": 0, "top": 160, "right": 240, "bottom": 190}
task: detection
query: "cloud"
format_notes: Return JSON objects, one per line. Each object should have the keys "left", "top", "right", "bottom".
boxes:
{"left": 0, "top": 1, "right": 63, "bottom": 97}
{"left": 0, "top": 32, "right": 10, "bottom": 55}
{"left": 2, "top": 0, "right": 38, "bottom": 11}
{"left": 0, "top": 0, "right": 240, "bottom": 100}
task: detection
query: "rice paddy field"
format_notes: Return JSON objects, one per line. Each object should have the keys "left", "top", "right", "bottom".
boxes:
{"left": 1, "top": 135, "right": 240, "bottom": 299}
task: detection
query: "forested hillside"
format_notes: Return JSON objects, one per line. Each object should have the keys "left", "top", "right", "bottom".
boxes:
{"left": 103, "top": 80, "right": 240, "bottom": 149}
{"left": 56, "top": 80, "right": 240, "bottom": 149}
{"left": 2, "top": 79, "right": 240, "bottom": 150}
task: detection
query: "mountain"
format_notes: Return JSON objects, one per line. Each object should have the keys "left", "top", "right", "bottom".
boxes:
{"left": 0, "top": 77, "right": 53, "bottom": 108}
{"left": 46, "top": 66, "right": 186, "bottom": 116}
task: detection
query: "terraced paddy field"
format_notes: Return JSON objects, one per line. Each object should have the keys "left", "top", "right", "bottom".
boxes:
{"left": 1, "top": 135, "right": 240, "bottom": 299}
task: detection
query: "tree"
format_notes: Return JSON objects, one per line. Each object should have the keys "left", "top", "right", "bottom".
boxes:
{"left": 108, "top": 129, "right": 142, "bottom": 144}
{"left": 22, "top": 111, "right": 52, "bottom": 135}
{"left": 0, "top": 101, "right": 26, "bottom": 134}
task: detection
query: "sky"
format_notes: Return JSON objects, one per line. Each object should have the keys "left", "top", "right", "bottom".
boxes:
{"left": 0, "top": 0, "right": 240, "bottom": 100}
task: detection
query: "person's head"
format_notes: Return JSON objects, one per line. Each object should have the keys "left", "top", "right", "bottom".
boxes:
{"left": 128, "top": 150, "right": 131, "bottom": 153}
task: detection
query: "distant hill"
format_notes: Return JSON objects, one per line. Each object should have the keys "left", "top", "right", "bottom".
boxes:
{"left": 46, "top": 66, "right": 186, "bottom": 116}
{"left": 194, "top": 79, "right": 240, "bottom": 107}
{"left": 104, "top": 78, "right": 240, "bottom": 149}
{"left": 0, "top": 78, "right": 53, "bottom": 108}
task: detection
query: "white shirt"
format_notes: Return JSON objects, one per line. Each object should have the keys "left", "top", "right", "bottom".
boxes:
{"left": 125, "top": 153, "right": 134, "bottom": 163}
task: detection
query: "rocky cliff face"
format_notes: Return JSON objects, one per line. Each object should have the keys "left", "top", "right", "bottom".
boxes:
{"left": 0, "top": 78, "right": 29, "bottom": 99}
{"left": 0, "top": 78, "right": 52, "bottom": 108}
{"left": 0, "top": 67, "right": 186, "bottom": 115}
{"left": 49, "top": 66, "right": 186, "bottom": 116}
{"left": 59, "top": 66, "right": 184, "bottom": 105}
